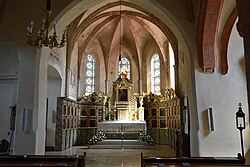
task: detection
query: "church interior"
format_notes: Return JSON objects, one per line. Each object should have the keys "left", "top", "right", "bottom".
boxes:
{"left": 1, "top": 0, "right": 250, "bottom": 166}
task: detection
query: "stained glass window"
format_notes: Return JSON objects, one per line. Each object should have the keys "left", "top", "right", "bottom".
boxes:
{"left": 151, "top": 53, "right": 161, "bottom": 94}
{"left": 118, "top": 57, "right": 130, "bottom": 79}
{"left": 85, "top": 54, "right": 95, "bottom": 94}
{"left": 169, "top": 43, "right": 175, "bottom": 89}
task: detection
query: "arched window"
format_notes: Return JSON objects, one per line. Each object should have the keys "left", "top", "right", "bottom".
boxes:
{"left": 151, "top": 53, "right": 161, "bottom": 94}
{"left": 118, "top": 57, "right": 130, "bottom": 79}
{"left": 85, "top": 54, "right": 95, "bottom": 94}
{"left": 169, "top": 43, "right": 175, "bottom": 89}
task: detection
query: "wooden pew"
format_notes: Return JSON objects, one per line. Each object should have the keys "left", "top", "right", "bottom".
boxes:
{"left": 0, "top": 152, "right": 86, "bottom": 167}
{"left": 141, "top": 153, "right": 246, "bottom": 167}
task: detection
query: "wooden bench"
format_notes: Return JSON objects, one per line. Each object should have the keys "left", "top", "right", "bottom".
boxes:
{"left": 141, "top": 153, "right": 246, "bottom": 167}
{"left": 0, "top": 152, "right": 86, "bottom": 167}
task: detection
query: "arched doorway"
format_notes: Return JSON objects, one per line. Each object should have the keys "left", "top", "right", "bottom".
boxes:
{"left": 46, "top": 65, "right": 62, "bottom": 150}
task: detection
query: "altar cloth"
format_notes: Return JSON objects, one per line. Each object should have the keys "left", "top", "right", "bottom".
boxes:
{"left": 98, "top": 121, "right": 146, "bottom": 133}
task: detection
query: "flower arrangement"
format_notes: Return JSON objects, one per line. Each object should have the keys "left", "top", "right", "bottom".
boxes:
{"left": 89, "top": 131, "right": 106, "bottom": 145}
{"left": 139, "top": 131, "right": 154, "bottom": 146}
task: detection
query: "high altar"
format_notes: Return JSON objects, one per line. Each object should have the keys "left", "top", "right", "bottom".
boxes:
{"left": 98, "top": 72, "right": 146, "bottom": 134}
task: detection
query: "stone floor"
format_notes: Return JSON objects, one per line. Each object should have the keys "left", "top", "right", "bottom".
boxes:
{"left": 46, "top": 143, "right": 176, "bottom": 167}
{"left": 46, "top": 142, "right": 250, "bottom": 167}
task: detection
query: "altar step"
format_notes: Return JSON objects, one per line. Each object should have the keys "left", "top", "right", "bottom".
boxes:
{"left": 104, "top": 133, "right": 140, "bottom": 139}
{"left": 88, "top": 139, "right": 150, "bottom": 149}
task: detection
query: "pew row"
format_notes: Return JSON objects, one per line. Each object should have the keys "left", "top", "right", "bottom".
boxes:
{"left": 0, "top": 153, "right": 86, "bottom": 167}
{"left": 141, "top": 153, "right": 246, "bottom": 167}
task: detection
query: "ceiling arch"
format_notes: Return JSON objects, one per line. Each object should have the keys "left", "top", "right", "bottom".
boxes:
{"left": 65, "top": 1, "right": 178, "bottom": 78}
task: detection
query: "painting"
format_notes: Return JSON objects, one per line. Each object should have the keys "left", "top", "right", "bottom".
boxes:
{"left": 118, "top": 88, "right": 128, "bottom": 101}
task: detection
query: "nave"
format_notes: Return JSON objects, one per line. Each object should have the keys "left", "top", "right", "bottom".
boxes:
{"left": 1, "top": 0, "right": 250, "bottom": 165}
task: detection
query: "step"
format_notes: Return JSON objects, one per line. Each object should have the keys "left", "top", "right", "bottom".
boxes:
{"left": 88, "top": 139, "right": 151, "bottom": 149}
{"left": 104, "top": 133, "right": 140, "bottom": 139}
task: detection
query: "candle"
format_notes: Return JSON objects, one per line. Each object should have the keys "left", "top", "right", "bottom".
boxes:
{"left": 41, "top": 19, "right": 45, "bottom": 31}
{"left": 30, "top": 21, "right": 34, "bottom": 33}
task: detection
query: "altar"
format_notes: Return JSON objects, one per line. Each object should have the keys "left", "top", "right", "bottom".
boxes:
{"left": 98, "top": 120, "right": 146, "bottom": 139}
{"left": 98, "top": 120, "right": 146, "bottom": 133}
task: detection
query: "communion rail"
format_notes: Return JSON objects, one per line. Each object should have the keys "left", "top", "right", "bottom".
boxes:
{"left": 141, "top": 153, "right": 245, "bottom": 167}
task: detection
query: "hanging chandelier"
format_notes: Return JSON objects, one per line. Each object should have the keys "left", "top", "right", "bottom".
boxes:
{"left": 119, "top": 0, "right": 122, "bottom": 62}
{"left": 26, "top": 0, "right": 67, "bottom": 49}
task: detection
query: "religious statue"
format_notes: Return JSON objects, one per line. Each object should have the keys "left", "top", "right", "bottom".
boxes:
{"left": 139, "top": 94, "right": 143, "bottom": 107}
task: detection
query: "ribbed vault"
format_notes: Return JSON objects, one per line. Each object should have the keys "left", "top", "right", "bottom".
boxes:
{"left": 66, "top": 1, "right": 178, "bottom": 83}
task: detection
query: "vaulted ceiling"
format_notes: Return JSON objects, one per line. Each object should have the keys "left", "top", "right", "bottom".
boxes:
{"left": 66, "top": 1, "right": 186, "bottom": 75}
{"left": 0, "top": 0, "right": 236, "bottom": 75}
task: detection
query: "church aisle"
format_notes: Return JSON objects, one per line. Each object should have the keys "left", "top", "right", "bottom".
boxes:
{"left": 46, "top": 144, "right": 176, "bottom": 167}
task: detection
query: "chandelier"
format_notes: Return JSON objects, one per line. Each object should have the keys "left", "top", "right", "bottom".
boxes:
{"left": 119, "top": 0, "right": 122, "bottom": 63}
{"left": 26, "top": 0, "right": 66, "bottom": 48}
{"left": 119, "top": 0, "right": 122, "bottom": 62}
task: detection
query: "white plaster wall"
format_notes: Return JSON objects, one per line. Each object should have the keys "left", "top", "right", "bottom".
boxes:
{"left": 0, "top": 42, "right": 19, "bottom": 75}
{"left": 68, "top": 43, "right": 78, "bottom": 100}
{"left": 48, "top": 48, "right": 67, "bottom": 98}
{"left": 33, "top": 47, "right": 66, "bottom": 154}
{"left": 0, "top": 42, "right": 19, "bottom": 142}
{"left": 14, "top": 46, "right": 37, "bottom": 154}
{"left": 0, "top": 82, "right": 18, "bottom": 142}
{"left": 195, "top": 23, "right": 250, "bottom": 156}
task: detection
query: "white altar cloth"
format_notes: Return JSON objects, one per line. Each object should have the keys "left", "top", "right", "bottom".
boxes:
{"left": 98, "top": 121, "right": 146, "bottom": 133}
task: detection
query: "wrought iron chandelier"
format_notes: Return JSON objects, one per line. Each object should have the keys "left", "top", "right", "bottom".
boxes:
{"left": 26, "top": 0, "right": 67, "bottom": 48}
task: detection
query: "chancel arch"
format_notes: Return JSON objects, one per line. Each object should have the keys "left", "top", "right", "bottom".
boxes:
{"left": 59, "top": 0, "right": 194, "bottom": 153}
{"left": 38, "top": 0, "right": 197, "bottom": 156}
{"left": 4, "top": 0, "right": 250, "bottom": 161}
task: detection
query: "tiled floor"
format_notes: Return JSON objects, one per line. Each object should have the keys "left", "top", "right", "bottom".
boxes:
{"left": 46, "top": 144, "right": 176, "bottom": 167}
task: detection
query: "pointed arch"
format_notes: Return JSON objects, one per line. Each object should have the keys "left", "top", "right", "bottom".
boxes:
{"left": 197, "top": 0, "right": 224, "bottom": 72}
{"left": 220, "top": 7, "right": 238, "bottom": 75}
